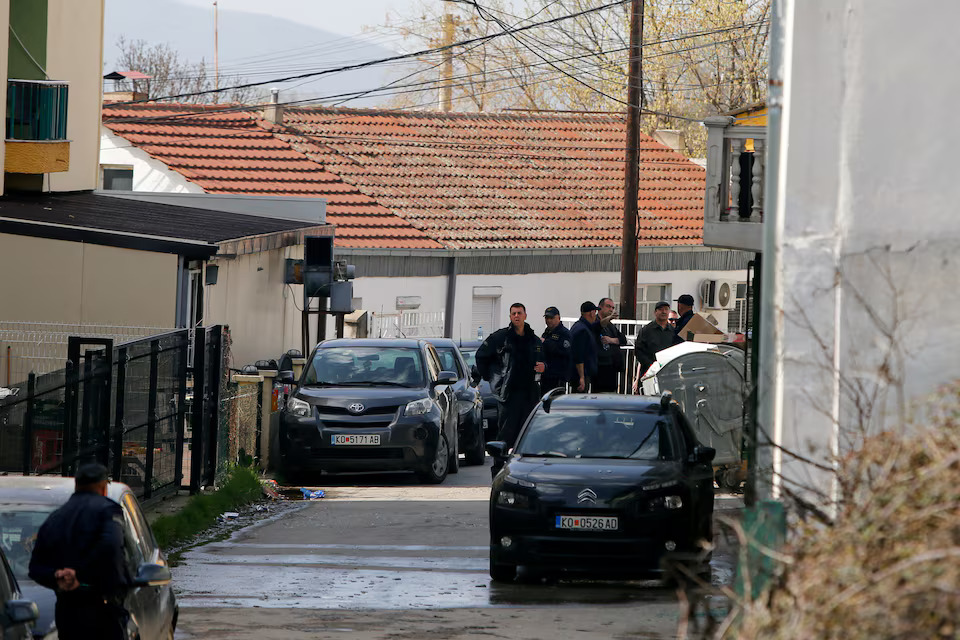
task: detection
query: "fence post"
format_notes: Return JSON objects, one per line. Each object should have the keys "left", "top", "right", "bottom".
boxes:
{"left": 22, "top": 372, "right": 36, "bottom": 475}
{"left": 258, "top": 369, "right": 277, "bottom": 470}
{"left": 112, "top": 348, "right": 127, "bottom": 482}
{"left": 174, "top": 331, "right": 188, "bottom": 490}
{"left": 190, "top": 328, "right": 206, "bottom": 494}
{"left": 79, "top": 350, "right": 93, "bottom": 458}
{"left": 206, "top": 326, "right": 223, "bottom": 485}
{"left": 143, "top": 339, "right": 160, "bottom": 500}
{"left": 291, "top": 356, "right": 306, "bottom": 380}
{"left": 232, "top": 372, "right": 263, "bottom": 467}
{"left": 97, "top": 342, "right": 114, "bottom": 468}
{"left": 63, "top": 357, "right": 78, "bottom": 477}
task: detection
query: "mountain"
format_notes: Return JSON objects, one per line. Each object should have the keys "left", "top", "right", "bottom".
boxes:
{"left": 103, "top": 0, "right": 402, "bottom": 107}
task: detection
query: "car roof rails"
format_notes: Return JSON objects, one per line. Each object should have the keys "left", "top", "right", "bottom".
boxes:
{"left": 660, "top": 390, "right": 674, "bottom": 412}
{"left": 541, "top": 386, "right": 566, "bottom": 413}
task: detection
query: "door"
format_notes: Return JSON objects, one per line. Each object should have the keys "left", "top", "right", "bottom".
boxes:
{"left": 472, "top": 296, "right": 499, "bottom": 340}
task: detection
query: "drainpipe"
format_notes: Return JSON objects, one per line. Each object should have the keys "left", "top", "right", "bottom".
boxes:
{"left": 443, "top": 255, "right": 458, "bottom": 338}
{"left": 756, "top": 0, "right": 794, "bottom": 502}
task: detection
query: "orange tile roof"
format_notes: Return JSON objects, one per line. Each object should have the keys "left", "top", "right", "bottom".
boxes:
{"left": 102, "top": 104, "right": 705, "bottom": 250}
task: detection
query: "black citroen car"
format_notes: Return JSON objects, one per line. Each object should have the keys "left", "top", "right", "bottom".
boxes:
{"left": 279, "top": 339, "right": 460, "bottom": 483}
{"left": 487, "top": 390, "right": 716, "bottom": 582}
{"left": 427, "top": 338, "right": 485, "bottom": 466}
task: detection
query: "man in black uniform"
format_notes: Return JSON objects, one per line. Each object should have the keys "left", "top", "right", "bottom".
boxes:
{"left": 30, "top": 463, "right": 131, "bottom": 640}
{"left": 673, "top": 294, "right": 696, "bottom": 337}
{"left": 593, "top": 297, "right": 628, "bottom": 393}
{"left": 540, "top": 306, "right": 572, "bottom": 392}
{"left": 476, "top": 302, "right": 545, "bottom": 475}
{"left": 632, "top": 301, "right": 681, "bottom": 392}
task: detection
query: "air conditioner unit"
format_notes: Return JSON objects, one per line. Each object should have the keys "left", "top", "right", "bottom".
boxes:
{"left": 700, "top": 279, "right": 737, "bottom": 310}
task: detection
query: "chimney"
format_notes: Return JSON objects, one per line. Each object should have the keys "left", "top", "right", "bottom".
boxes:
{"left": 654, "top": 129, "right": 685, "bottom": 154}
{"left": 264, "top": 88, "right": 282, "bottom": 125}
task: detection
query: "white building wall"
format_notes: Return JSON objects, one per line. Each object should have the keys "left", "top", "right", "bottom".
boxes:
{"left": 763, "top": 0, "right": 960, "bottom": 503}
{"left": 99, "top": 128, "right": 205, "bottom": 193}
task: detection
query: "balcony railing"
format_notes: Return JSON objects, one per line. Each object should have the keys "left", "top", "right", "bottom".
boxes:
{"left": 6, "top": 79, "right": 69, "bottom": 141}
{"left": 703, "top": 115, "right": 766, "bottom": 251}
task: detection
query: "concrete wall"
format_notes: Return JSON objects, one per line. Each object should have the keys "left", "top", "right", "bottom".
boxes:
{"left": 99, "top": 129, "right": 206, "bottom": 193}
{"left": 0, "top": 234, "right": 178, "bottom": 324}
{"left": 46, "top": 0, "right": 103, "bottom": 191}
{"left": 762, "top": 0, "right": 960, "bottom": 502}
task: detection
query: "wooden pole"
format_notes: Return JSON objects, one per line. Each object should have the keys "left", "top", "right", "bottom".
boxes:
{"left": 619, "top": 0, "right": 644, "bottom": 320}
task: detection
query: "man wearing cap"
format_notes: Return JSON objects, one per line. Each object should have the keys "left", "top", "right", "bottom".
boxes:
{"left": 30, "top": 462, "right": 132, "bottom": 640}
{"left": 674, "top": 294, "right": 696, "bottom": 337}
{"left": 632, "top": 301, "right": 680, "bottom": 392}
{"left": 570, "top": 301, "right": 601, "bottom": 392}
{"left": 540, "top": 306, "right": 572, "bottom": 393}
{"left": 594, "top": 297, "right": 629, "bottom": 393}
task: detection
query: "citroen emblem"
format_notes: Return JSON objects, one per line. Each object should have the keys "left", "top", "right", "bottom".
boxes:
{"left": 577, "top": 488, "right": 597, "bottom": 504}
{"left": 348, "top": 403, "right": 365, "bottom": 414}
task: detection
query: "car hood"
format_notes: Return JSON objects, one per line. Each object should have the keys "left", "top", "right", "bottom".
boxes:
{"left": 18, "top": 579, "right": 55, "bottom": 638}
{"left": 504, "top": 457, "right": 685, "bottom": 505}
{"left": 296, "top": 386, "right": 426, "bottom": 409}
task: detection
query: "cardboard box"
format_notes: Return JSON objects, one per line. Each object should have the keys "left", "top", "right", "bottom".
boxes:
{"left": 679, "top": 313, "right": 724, "bottom": 341}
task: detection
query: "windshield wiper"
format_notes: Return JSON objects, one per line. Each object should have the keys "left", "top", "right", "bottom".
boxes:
{"left": 347, "top": 380, "right": 417, "bottom": 388}
{"left": 521, "top": 451, "right": 568, "bottom": 458}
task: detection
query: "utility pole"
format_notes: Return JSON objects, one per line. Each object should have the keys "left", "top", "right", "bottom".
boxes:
{"left": 213, "top": 1, "right": 220, "bottom": 103}
{"left": 619, "top": 0, "right": 643, "bottom": 320}
{"left": 439, "top": 12, "right": 455, "bottom": 112}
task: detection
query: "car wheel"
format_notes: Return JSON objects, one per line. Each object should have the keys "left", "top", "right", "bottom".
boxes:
{"left": 489, "top": 553, "right": 516, "bottom": 583}
{"left": 465, "top": 421, "right": 485, "bottom": 466}
{"left": 417, "top": 432, "right": 450, "bottom": 484}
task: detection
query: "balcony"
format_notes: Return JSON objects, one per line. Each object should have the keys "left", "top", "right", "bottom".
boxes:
{"left": 703, "top": 115, "right": 766, "bottom": 252}
{"left": 5, "top": 79, "right": 70, "bottom": 174}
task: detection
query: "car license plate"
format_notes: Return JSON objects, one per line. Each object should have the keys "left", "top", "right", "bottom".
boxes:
{"left": 555, "top": 515, "right": 618, "bottom": 531}
{"left": 332, "top": 434, "right": 380, "bottom": 445}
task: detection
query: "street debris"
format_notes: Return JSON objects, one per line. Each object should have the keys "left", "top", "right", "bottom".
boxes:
{"left": 260, "top": 478, "right": 281, "bottom": 500}
{"left": 300, "top": 488, "right": 325, "bottom": 500}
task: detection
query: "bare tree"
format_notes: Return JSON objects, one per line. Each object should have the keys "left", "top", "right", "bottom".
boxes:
{"left": 113, "top": 36, "right": 261, "bottom": 104}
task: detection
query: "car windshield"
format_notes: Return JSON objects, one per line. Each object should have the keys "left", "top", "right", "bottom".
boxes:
{"left": 515, "top": 409, "right": 677, "bottom": 461}
{"left": 460, "top": 349, "right": 477, "bottom": 368}
{"left": 0, "top": 507, "right": 54, "bottom": 580}
{"left": 436, "top": 348, "right": 462, "bottom": 377}
{"left": 303, "top": 347, "right": 425, "bottom": 388}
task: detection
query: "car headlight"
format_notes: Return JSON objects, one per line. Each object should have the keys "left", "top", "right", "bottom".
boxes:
{"left": 496, "top": 490, "right": 532, "bottom": 509}
{"left": 286, "top": 396, "right": 311, "bottom": 417}
{"left": 503, "top": 474, "right": 535, "bottom": 488}
{"left": 648, "top": 495, "right": 683, "bottom": 510}
{"left": 404, "top": 398, "right": 435, "bottom": 416}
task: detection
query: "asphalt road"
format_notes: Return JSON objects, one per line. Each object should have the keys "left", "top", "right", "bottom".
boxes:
{"left": 172, "top": 459, "right": 741, "bottom": 639}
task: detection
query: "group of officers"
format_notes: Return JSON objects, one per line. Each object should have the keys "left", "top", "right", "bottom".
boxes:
{"left": 474, "top": 294, "right": 697, "bottom": 466}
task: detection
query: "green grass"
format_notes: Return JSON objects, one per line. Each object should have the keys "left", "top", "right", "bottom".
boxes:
{"left": 150, "top": 466, "right": 263, "bottom": 550}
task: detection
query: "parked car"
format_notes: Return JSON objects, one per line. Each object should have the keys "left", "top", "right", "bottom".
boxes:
{"left": 279, "top": 339, "right": 460, "bottom": 484}
{"left": 457, "top": 340, "right": 499, "bottom": 441}
{"left": 486, "top": 390, "right": 716, "bottom": 583}
{"left": 0, "top": 546, "right": 37, "bottom": 640}
{"left": 427, "top": 338, "right": 485, "bottom": 466}
{"left": 0, "top": 476, "right": 177, "bottom": 640}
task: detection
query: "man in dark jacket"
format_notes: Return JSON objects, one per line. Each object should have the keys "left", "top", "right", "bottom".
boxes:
{"left": 673, "top": 294, "right": 696, "bottom": 337}
{"left": 570, "top": 301, "right": 600, "bottom": 392}
{"left": 476, "top": 303, "right": 545, "bottom": 468}
{"left": 30, "top": 463, "right": 132, "bottom": 640}
{"left": 540, "top": 306, "right": 572, "bottom": 392}
{"left": 632, "top": 301, "right": 681, "bottom": 392}
{"left": 594, "top": 297, "right": 628, "bottom": 393}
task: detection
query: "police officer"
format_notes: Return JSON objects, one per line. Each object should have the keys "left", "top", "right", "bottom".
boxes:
{"left": 570, "top": 301, "right": 601, "bottom": 392}
{"left": 594, "top": 297, "right": 628, "bottom": 393}
{"left": 476, "top": 303, "right": 545, "bottom": 475}
{"left": 540, "top": 306, "right": 572, "bottom": 392}
{"left": 30, "top": 463, "right": 131, "bottom": 640}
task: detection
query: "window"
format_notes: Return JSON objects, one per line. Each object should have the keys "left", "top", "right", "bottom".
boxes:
{"left": 304, "top": 347, "right": 425, "bottom": 387}
{"left": 472, "top": 294, "right": 500, "bottom": 339}
{"left": 727, "top": 282, "right": 749, "bottom": 332}
{"left": 101, "top": 166, "right": 133, "bottom": 191}
{"left": 608, "top": 283, "right": 672, "bottom": 321}
{"left": 436, "top": 348, "right": 464, "bottom": 377}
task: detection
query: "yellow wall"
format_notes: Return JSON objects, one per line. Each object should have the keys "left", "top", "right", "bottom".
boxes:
{"left": 45, "top": 0, "right": 103, "bottom": 191}
{"left": 0, "top": 234, "right": 177, "bottom": 325}
{"left": 731, "top": 105, "right": 768, "bottom": 127}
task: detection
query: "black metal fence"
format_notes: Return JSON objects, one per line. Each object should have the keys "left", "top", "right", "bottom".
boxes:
{"left": 0, "top": 326, "right": 228, "bottom": 501}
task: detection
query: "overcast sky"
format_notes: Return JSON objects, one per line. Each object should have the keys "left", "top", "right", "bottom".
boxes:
{"left": 176, "top": 0, "right": 413, "bottom": 39}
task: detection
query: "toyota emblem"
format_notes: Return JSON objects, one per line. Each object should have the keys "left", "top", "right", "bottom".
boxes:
{"left": 348, "top": 403, "right": 365, "bottom": 414}
{"left": 577, "top": 488, "right": 597, "bottom": 504}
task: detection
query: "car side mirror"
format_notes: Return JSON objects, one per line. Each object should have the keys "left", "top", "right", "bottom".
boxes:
{"left": 4, "top": 599, "right": 38, "bottom": 625}
{"left": 278, "top": 370, "right": 295, "bottom": 385}
{"left": 433, "top": 371, "right": 458, "bottom": 387}
{"left": 133, "top": 563, "right": 173, "bottom": 587}
{"left": 469, "top": 364, "right": 482, "bottom": 387}
{"left": 485, "top": 440, "right": 508, "bottom": 459}
{"left": 690, "top": 445, "right": 716, "bottom": 465}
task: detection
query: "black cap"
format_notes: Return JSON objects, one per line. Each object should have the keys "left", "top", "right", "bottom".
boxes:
{"left": 580, "top": 301, "right": 598, "bottom": 313}
{"left": 75, "top": 462, "right": 109, "bottom": 485}
{"left": 655, "top": 301, "right": 671, "bottom": 310}
{"left": 675, "top": 294, "right": 695, "bottom": 306}
{"left": 543, "top": 306, "right": 560, "bottom": 318}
